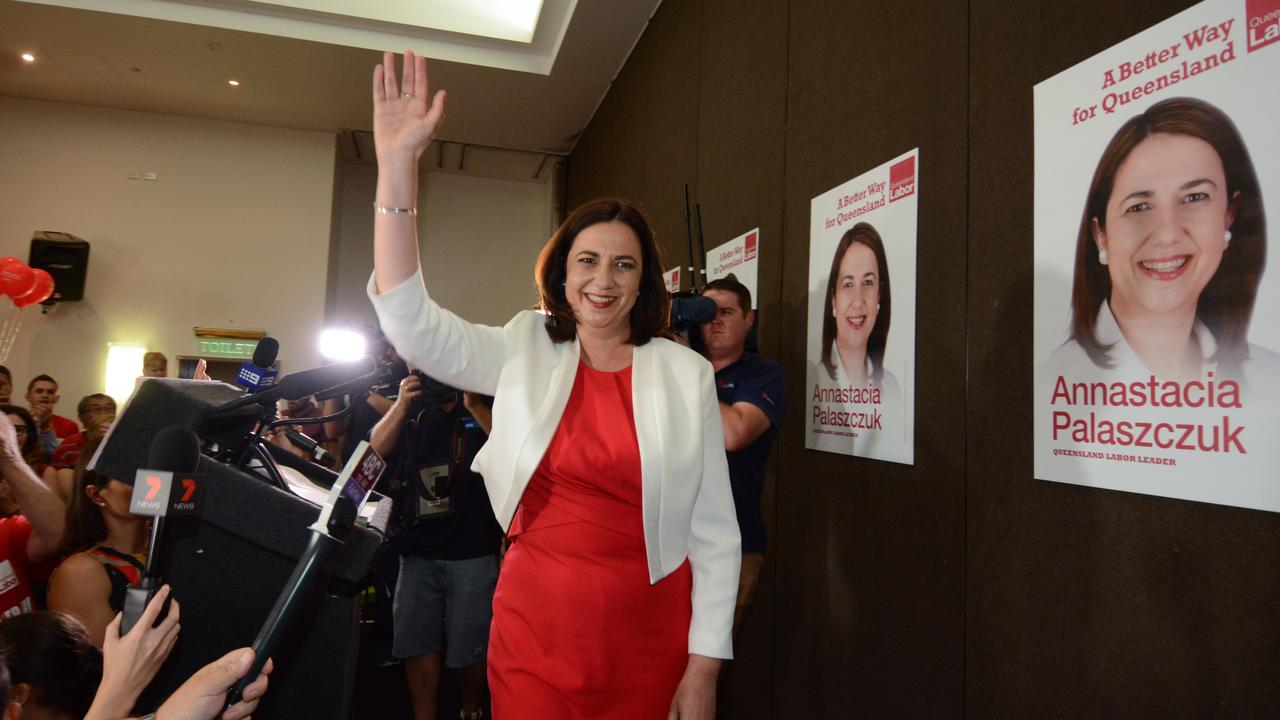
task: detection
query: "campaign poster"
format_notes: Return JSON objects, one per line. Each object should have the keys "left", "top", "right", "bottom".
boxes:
{"left": 706, "top": 228, "right": 760, "bottom": 306}
{"left": 805, "top": 149, "right": 918, "bottom": 464}
{"left": 1033, "top": 0, "right": 1280, "bottom": 511}
{"left": 663, "top": 266, "right": 682, "bottom": 294}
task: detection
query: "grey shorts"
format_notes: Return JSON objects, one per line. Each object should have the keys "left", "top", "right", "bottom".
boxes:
{"left": 392, "top": 554, "right": 499, "bottom": 668}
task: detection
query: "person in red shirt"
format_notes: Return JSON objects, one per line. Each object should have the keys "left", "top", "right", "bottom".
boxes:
{"left": 49, "top": 394, "right": 116, "bottom": 471}
{"left": 0, "top": 412, "right": 66, "bottom": 618}
{"left": 26, "top": 375, "right": 79, "bottom": 458}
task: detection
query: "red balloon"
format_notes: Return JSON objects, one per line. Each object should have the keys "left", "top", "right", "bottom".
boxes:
{"left": 0, "top": 262, "right": 36, "bottom": 298}
{"left": 12, "top": 269, "right": 54, "bottom": 308}
{"left": 0, "top": 257, "right": 25, "bottom": 298}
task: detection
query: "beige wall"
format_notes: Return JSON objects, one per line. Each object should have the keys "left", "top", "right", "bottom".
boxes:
{"left": 0, "top": 96, "right": 336, "bottom": 411}
{"left": 327, "top": 164, "right": 556, "bottom": 331}
{"left": 0, "top": 95, "right": 556, "bottom": 416}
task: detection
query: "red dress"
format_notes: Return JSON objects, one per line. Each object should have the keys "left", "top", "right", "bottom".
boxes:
{"left": 488, "top": 362, "right": 692, "bottom": 719}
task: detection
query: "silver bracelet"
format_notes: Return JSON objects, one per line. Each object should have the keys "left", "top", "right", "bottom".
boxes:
{"left": 373, "top": 202, "right": 417, "bottom": 216}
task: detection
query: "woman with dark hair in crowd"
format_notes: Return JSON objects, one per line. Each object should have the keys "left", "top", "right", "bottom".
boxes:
{"left": 46, "top": 436, "right": 147, "bottom": 648}
{"left": 0, "top": 406, "right": 51, "bottom": 485}
{"left": 0, "top": 610, "right": 102, "bottom": 718}
{"left": 1049, "top": 96, "right": 1277, "bottom": 383}
{"left": 368, "top": 52, "right": 738, "bottom": 719}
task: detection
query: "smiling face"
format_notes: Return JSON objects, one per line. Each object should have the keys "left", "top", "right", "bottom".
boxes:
{"left": 564, "top": 221, "right": 643, "bottom": 339}
{"left": 831, "top": 242, "right": 881, "bottom": 354}
{"left": 1094, "top": 132, "right": 1237, "bottom": 321}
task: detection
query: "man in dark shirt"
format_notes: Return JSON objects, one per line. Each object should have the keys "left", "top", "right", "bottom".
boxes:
{"left": 370, "top": 371, "right": 501, "bottom": 720}
{"left": 700, "top": 274, "right": 786, "bottom": 638}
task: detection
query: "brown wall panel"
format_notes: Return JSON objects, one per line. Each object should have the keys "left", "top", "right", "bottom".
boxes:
{"left": 966, "top": 0, "right": 1280, "bottom": 717}
{"left": 775, "top": 0, "right": 967, "bottom": 716}
{"left": 567, "top": 0, "right": 701, "bottom": 268}
{"left": 696, "top": 2, "right": 789, "bottom": 718}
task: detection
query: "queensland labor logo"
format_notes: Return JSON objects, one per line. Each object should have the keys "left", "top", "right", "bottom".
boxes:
{"left": 889, "top": 156, "right": 916, "bottom": 203}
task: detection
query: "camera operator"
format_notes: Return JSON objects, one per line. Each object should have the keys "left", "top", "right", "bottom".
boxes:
{"left": 368, "top": 370, "right": 501, "bottom": 720}
{"left": 698, "top": 275, "right": 786, "bottom": 640}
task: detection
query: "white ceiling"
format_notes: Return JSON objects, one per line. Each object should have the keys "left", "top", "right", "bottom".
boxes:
{"left": 0, "top": 0, "right": 661, "bottom": 155}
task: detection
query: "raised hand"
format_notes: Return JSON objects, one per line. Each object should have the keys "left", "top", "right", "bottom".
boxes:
{"left": 0, "top": 413, "right": 24, "bottom": 465}
{"left": 373, "top": 50, "right": 447, "bottom": 162}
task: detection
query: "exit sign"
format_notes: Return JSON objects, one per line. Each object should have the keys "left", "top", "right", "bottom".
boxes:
{"left": 197, "top": 339, "right": 258, "bottom": 359}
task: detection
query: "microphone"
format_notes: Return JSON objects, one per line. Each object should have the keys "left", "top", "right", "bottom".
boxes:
{"left": 121, "top": 426, "right": 202, "bottom": 635}
{"left": 225, "top": 440, "right": 386, "bottom": 709}
{"left": 214, "top": 357, "right": 377, "bottom": 414}
{"left": 283, "top": 428, "right": 335, "bottom": 465}
{"left": 263, "top": 441, "right": 340, "bottom": 488}
{"left": 312, "top": 360, "right": 411, "bottom": 402}
{"left": 235, "top": 337, "right": 280, "bottom": 391}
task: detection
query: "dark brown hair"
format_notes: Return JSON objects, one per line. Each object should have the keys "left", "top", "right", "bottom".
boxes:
{"left": 26, "top": 374, "right": 56, "bottom": 393}
{"left": 1070, "top": 97, "right": 1266, "bottom": 370}
{"left": 1, "top": 405, "right": 43, "bottom": 467}
{"left": 0, "top": 611, "right": 102, "bottom": 716}
{"left": 703, "top": 273, "right": 752, "bottom": 314}
{"left": 535, "top": 197, "right": 671, "bottom": 345}
{"left": 60, "top": 435, "right": 110, "bottom": 556}
{"left": 821, "top": 222, "right": 891, "bottom": 384}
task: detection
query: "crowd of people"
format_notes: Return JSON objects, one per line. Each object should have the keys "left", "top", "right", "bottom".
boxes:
{"left": 0, "top": 365, "right": 271, "bottom": 718}
{"left": 0, "top": 49, "right": 795, "bottom": 720}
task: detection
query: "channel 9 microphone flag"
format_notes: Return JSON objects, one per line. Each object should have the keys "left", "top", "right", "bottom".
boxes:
{"left": 1033, "top": 0, "right": 1280, "bottom": 511}
{"left": 805, "top": 148, "right": 919, "bottom": 465}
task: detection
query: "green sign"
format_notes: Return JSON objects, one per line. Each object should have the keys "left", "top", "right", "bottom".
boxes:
{"left": 197, "top": 339, "right": 258, "bottom": 359}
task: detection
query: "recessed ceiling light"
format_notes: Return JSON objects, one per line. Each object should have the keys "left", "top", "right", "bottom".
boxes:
{"left": 228, "top": 79, "right": 240, "bottom": 86}
{"left": 21, "top": 53, "right": 35, "bottom": 63}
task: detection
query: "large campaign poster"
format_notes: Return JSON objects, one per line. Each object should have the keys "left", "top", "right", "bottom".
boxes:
{"left": 706, "top": 228, "right": 760, "bottom": 306}
{"left": 805, "top": 149, "right": 918, "bottom": 464}
{"left": 1034, "top": 0, "right": 1280, "bottom": 511}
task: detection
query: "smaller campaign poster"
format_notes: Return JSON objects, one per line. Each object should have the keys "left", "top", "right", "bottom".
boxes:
{"left": 705, "top": 228, "right": 760, "bottom": 306}
{"left": 1034, "top": 0, "right": 1280, "bottom": 511}
{"left": 805, "top": 149, "right": 918, "bottom": 465}
{"left": 663, "top": 266, "right": 682, "bottom": 294}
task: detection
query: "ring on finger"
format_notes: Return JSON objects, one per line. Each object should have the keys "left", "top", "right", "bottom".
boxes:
{"left": 402, "top": 92, "right": 413, "bottom": 99}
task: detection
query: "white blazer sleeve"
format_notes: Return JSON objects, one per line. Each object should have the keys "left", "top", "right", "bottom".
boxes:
{"left": 366, "top": 269, "right": 507, "bottom": 395}
{"left": 686, "top": 363, "right": 741, "bottom": 659}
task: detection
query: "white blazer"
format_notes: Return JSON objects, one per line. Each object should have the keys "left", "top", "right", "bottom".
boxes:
{"left": 369, "top": 270, "right": 740, "bottom": 659}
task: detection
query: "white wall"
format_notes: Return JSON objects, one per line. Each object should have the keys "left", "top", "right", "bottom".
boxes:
{"left": 0, "top": 97, "right": 336, "bottom": 411}
{"left": 327, "top": 164, "right": 556, "bottom": 332}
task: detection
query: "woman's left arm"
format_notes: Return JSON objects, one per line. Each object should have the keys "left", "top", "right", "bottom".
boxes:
{"left": 674, "top": 362, "right": 741, "bottom": 718}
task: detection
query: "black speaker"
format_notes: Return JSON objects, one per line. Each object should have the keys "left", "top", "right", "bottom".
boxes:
{"left": 94, "top": 379, "right": 384, "bottom": 718}
{"left": 29, "top": 231, "right": 90, "bottom": 303}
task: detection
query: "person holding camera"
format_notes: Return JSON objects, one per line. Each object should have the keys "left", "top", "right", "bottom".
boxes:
{"left": 699, "top": 275, "right": 786, "bottom": 640}
{"left": 369, "top": 371, "right": 501, "bottom": 720}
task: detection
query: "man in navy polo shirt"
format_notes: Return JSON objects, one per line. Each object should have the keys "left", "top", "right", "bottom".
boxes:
{"left": 699, "top": 274, "right": 786, "bottom": 638}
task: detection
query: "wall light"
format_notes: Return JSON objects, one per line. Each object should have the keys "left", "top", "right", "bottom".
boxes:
{"left": 227, "top": 79, "right": 240, "bottom": 86}
{"left": 21, "top": 53, "right": 35, "bottom": 63}
{"left": 105, "top": 343, "right": 148, "bottom": 404}
{"left": 318, "top": 328, "right": 367, "bottom": 362}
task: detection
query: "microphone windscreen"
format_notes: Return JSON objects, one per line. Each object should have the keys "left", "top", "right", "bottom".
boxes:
{"left": 277, "top": 357, "right": 376, "bottom": 401}
{"left": 252, "top": 336, "right": 280, "bottom": 369}
{"left": 147, "top": 426, "right": 202, "bottom": 473}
